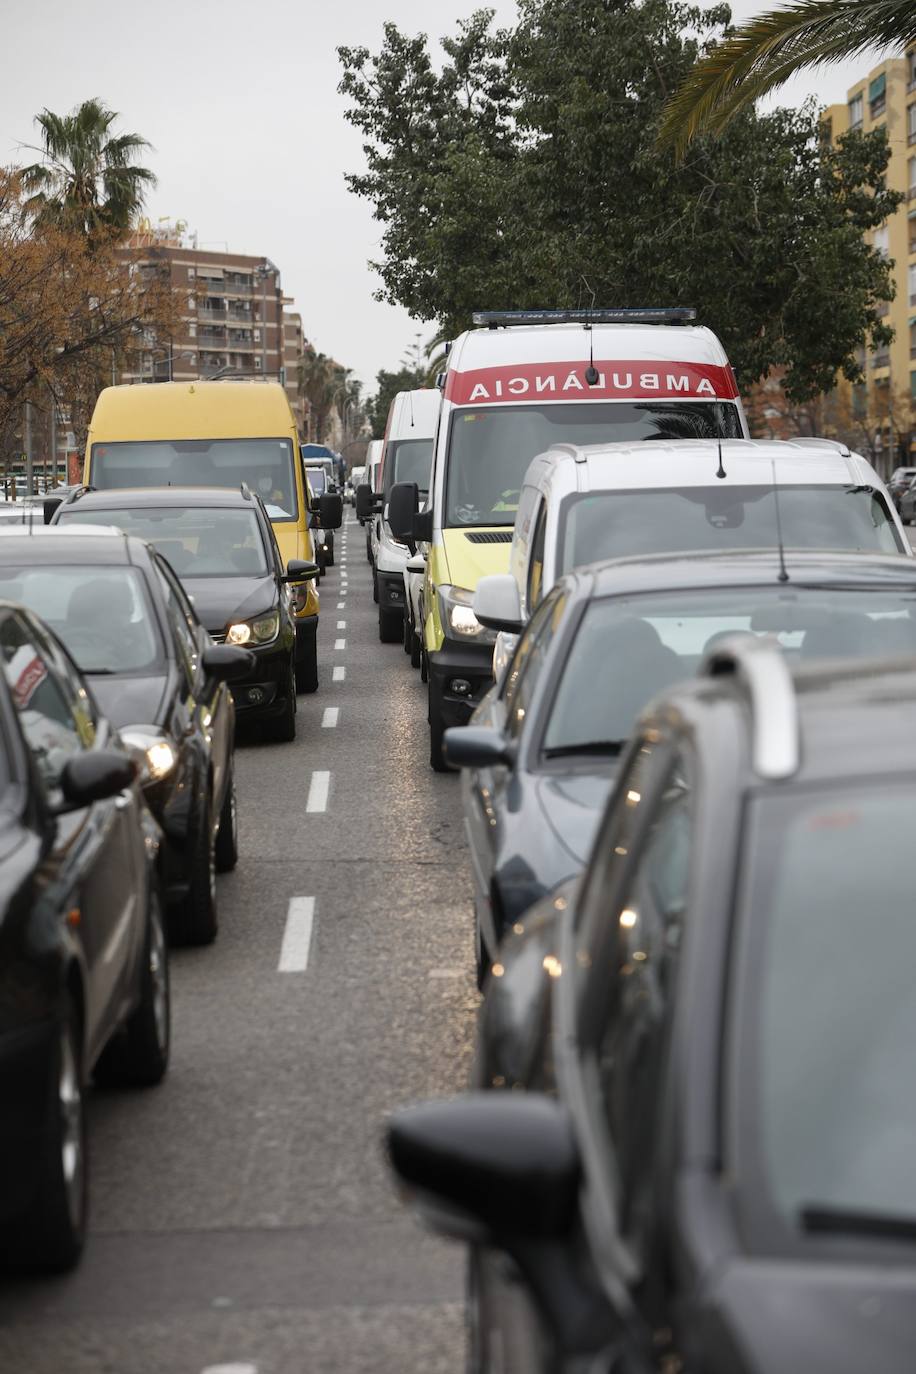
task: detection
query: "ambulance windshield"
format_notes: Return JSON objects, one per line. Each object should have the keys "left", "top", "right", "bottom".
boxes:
{"left": 444, "top": 401, "right": 742, "bottom": 526}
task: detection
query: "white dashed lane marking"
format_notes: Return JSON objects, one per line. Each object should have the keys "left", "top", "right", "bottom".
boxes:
{"left": 337, "top": 600, "right": 345, "bottom": 609}
{"left": 321, "top": 707, "right": 339, "bottom": 728}
{"left": 306, "top": 771, "right": 330, "bottom": 813}
{"left": 334, "top": 638, "right": 346, "bottom": 650}
{"left": 278, "top": 897, "right": 315, "bottom": 973}
{"left": 337, "top": 620, "right": 346, "bottom": 629}
{"left": 333, "top": 666, "right": 346, "bottom": 682}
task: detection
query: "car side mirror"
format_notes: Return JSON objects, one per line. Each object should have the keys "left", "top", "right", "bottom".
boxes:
{"left": 473, "top": 574, "right": 523, "bottom": 633}
{"left": 355, "top": 484, "right": 375, "bottom": 521}
{"left": 319, "top": 493, "right": 343, "bottom": 529}
{"left": 202, "top": 645, "right": 255, "bottom": 683}
{"left": 443, "top": 725, "right": 515, "bottom": 769}
{"left": 58, "top": 748, "right": 136, "bottom": 811}
{"left": 406, "top": 553, "right": 426, "bottom": 573}
{"left": 387, "top": 481, "right": 419, "bottom": 541}
{"left": 284, "top": 559, "right": 319, "bottom": 583}
{"left": 44, "top": 495, "right": 64, "bottom": 524}
{"left": 388, "top": 1095, "right": 620, "bottom": 1357}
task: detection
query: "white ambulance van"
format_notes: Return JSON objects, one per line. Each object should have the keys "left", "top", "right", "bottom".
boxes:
{"left": 386, "top": 307, "right": 748, "bottom": 769}
{"left": 358, "top": 389, "right": 441, "bottom": 642}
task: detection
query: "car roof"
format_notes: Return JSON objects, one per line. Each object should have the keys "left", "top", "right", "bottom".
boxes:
{"left": 385, "top": 389, "right": 442, "bottom": 439}
{"left": 571, "top": 549, "right": 916, "bottom": 599}
{"left": 526, "top": 438, "right": 878, "bottom": 494}
{"left": 63, "top": 486, "right": 259, "bottom": 510}
{"left": 0, "top": 528, "right": 149, "bottom": 566}
{"left": 448, "top": 322, "right": 731, "bottom": 371}
{"left": 88, "top": 380, "right": 296, "bottom": 441}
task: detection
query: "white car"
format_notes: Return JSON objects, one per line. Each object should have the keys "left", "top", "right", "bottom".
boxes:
{"left": 474, "top": 436, "right": 913, "bottom": 661}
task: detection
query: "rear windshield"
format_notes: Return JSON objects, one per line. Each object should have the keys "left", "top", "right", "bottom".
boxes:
{"left": 384, "top": 438, "right": 434, "bottom": 495}
{"left": 445, "top": 401, "right": 743, "bottom": 527}
{"left": 736, "top": 784, "right": 916, "bottom": 1249}
{"left": 558, "top": 486, "right": 904, "bottom": 570}
{"left": 57, "top": 507, "right": 269, "bottom": 578}
{"left": 544, "top": 586, "right": 916, "bottom": 755}
{"left": 0, "top": 565, "right": 164, "bottom": 675}
{"left": 88, "top": 438, "right": 298, "bottom": 520}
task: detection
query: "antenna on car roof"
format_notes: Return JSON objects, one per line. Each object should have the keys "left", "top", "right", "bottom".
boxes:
{"left": 581, "top": 279, "right": 600, "bottom": 387}
{"left": 771, "top": 460, "right": 790, "bottom": 584}
{"left": 716, "top": 440, "right": 727, "bottom": 480}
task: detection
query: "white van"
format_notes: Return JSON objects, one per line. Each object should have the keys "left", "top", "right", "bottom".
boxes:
{"left": 474, "top": 437, "right": 912, "bottom": 659}
{"left": 360, "top": 389, "right": 441, "bottom": 642}
{"left": 385, "top": 307, "right": 749, "bottom": 769}
{"left": 362, "top": 438, "right": 383, "bottom": 562}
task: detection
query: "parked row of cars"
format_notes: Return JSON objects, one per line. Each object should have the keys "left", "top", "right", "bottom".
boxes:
{"left": 1, "top": 378, "right": 341, "bottom": 1272}
{"left": 358, "top": 308, "right": 916, "bottom": 1371}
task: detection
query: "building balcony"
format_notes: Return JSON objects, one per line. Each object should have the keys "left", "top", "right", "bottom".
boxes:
{"left": 195, "top": 279, "right": 254, "bottom": 296}
{"left": 872, "top": 352, "right": 891, "bottom": 369}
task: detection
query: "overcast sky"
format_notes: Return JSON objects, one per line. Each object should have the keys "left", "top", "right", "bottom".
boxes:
{"left": 1, "top": 0, "right": 886, "bottom": 394}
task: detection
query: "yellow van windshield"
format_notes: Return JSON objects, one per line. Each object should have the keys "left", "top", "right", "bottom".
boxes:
{"left": 89, "top": 438, "right": 297, "bottom": 519}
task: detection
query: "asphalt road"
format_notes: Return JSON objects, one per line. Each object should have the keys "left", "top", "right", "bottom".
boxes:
{"left": 0, "top": 514, "right": 477, "bottom": 1374}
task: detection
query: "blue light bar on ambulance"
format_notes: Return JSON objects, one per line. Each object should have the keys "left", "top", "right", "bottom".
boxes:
{"left": 472, "top": 308, "right": 698, "bottom": 327}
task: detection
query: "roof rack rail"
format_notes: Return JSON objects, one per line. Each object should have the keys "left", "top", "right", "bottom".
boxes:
{"left": 471, "top": 308, "right": 697, "bottom": 328}
{"left": 700, "top": 634, "right": 799, "bottom": 781}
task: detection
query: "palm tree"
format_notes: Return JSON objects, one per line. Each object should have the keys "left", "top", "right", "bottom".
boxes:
{"left": 657, "top": 1, "right": 916, "bottom": 159}
{"left": 20, "top": 98, "right": 156, "bottom": 236}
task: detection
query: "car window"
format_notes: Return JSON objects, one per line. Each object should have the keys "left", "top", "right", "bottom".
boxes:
{"left": 154, "top": 556, "right": 200, "bottom": 680}
{"left": 526, "top": 499, "right": 547, "bottom": 611}
{"left": 590, "top": 764, "right": 692, "bottom": 1245}
{"left": 502, "top": 588, "right": 566, "bottom": 741}
{"left": 31, "top": 621, "right": 98, "bottom": 748}
{"left": 0, "top": 614, "right": 89, "bottom": 789}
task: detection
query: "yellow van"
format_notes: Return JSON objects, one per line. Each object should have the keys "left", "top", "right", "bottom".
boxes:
{"left": 82, "top": 380, "right": 341, "bottom": 690}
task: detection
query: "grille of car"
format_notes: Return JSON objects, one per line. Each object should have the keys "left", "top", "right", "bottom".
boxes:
{"left": 210, "top": 631, "right": 227, "bottom": 644}
{"left": 464, "top": 531, "right": 513, "bottom": 544}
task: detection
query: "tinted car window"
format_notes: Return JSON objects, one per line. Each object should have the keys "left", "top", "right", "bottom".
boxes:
{"left": 736, "top": 785, "right": 916, "bottom": 1239}
{"left": 0, "top": 565, "right": 165, "bottom": 675}
{"left": 57, "top": 507, "right": 269, "bottom": 578}
{"left": 0, "top": 615, "right": 86, "bottom": 788}
{"left": 154, "top": 557, "right": 201, "bottom": 679}
{"left": 558, "top": 486, "right": 904, "bottom": 568}
{"left": 502, "top": 589, "right": 566, "bottom": 741}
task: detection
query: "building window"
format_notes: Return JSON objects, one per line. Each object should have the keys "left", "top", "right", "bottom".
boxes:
{"left": 909, "top": 104, "right": 916, "bottom": 144}
{"left": 909, "top": 52, "right": 916, "bottom": 91}
{"left": 909, "top": 262, "right": 916, "bottom": 304}
{"left": 874, "top": 225, "right": 890, "bottom": 257}
{"left": 869, "top": 72, "right": 887, "bottom": 118}
{"left": 911, "top": 371, "right": 916, "bottom": 399}
{"left": 849, "top": 92, "right": 864, "bottom": 130}
{"left": 188, "top": 322, "right": 196, "bottom": 338}
{"left": 853, "top": 384, "right": 867, "bottom": 419}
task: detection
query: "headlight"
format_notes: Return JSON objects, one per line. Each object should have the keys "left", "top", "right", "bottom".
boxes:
{"left": 438, "top": 585, "right": 493, "bottom": 640}
{"left": 120, "top": 728, "right": 178, "bottom": 784}
{"left": 226, "top": 610, "right": 280, "bottom": 645}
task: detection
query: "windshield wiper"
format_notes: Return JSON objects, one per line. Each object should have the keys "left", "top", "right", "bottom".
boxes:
{"left": 800, "top": 1204, "right": 916, "bottom": 1241}
{"left": 85, "top": 667, "right": 118, "bottom": 675}
{"left": 543, "top": 740, "right": 626, "bottom": 759}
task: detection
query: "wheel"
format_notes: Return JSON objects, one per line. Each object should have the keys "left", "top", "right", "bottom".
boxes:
{"left": 379, "top": 604, "right": 402, "bottom": 643}
{"left": 428, "top": 675, "right": 450, "bottom": 773}
{"left": 420, "top": 644, "right": 429, "bottom": 683}
{"left": 325, "top": 533, "right": 335, "bottom": 567}
{"left": 296, "top": 632, "right": 319, "bottom": 694}
{"left": 94, "top": 883, "right": 170, "bottom": 1088}
{"left": 181, "top": 792, "right": 218, "bottom": 945}
{"left": 267, "top": 665, "right": 297, "bottom": 743}
{"left": 2, "top": 999, "right": 87, "bottom": 1272}
{"left": 403, "top": 611, "right": 413, "bottom": 654}
{"left": 474, "top": 913, "right": 490, "bottom": 992}
{"left": 372, "top": 566, "right": 379, "bottom": 603}
{"left": 411, "top": 629, "right": 422, "bottom": 670}
{"left": 214, "top": 762, "right": 239, "bottom": 872}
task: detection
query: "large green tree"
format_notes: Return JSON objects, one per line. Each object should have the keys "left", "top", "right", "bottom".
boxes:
{"left": 659, "top": 2, "right": 916, "bottom": 157}
{"left": 20, "top": 98, "right": 156, "bottom": 237}
{"left": 339, "top": 1, "right": 901, "bottom": 401}
{"left": 367, "top": 365, "right": 426, "bottom": 437}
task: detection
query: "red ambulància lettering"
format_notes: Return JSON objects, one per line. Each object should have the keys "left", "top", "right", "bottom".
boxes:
{"left": 465, "top": 368, "right": 720, "bottom": 402}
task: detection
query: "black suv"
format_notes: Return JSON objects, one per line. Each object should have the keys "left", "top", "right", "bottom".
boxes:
{"left": 52, "top": 486, "right": 317, "bottom": 741}
{"left": 388, "top": 644, "right": 916, "bottom": 1374}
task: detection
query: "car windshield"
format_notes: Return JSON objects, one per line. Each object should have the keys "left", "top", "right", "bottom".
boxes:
{"left": 543, "top": 586, "right": 916, "bottom": 754}
{"left": 306, "top": 468, "right": 327, "bottom": 495}
{"left": 737, "top": 784, "right": 916, "bottom": 1240}
{"left": 445, "top": 401, "right": 743, "bottom": 527}
{"left": 88, "top": 438, "right": 297, "bottom": 520}
{"left": 385, "top": 438, "right": 434, "bottom": 494}
{"left": 57, "top": 507, "right": 269, "bottom": 578}
{"left": 558, "top": 485, "right": 904, "bottom": 568}
{"left": 0, "top": 565, "right": 164, "bottom": 674}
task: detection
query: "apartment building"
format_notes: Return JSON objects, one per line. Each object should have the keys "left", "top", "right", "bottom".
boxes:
{"left": 824, "top": 51, "right": 916, "bottom": 468}
{"left": 282, "top": 309, "right": 308, "bottom": 433}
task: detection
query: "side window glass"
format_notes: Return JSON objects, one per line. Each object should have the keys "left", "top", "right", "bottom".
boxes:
{"left": 33, "top": 625, "right": 98, "bottom": 748}
{"left": 591, "top": 765, "right": 692, "bottom": 1243}
{"left": 526, "top": 501, "right": 547, "bottom": 611}
{"left": 503, "top": 590, "right": 566, "bottom": 740}
{"left": 0, "top": 615, "right": 86, "bottom": 789}
{"left": 154, "top": 558, "right": 200, "bottom": 680}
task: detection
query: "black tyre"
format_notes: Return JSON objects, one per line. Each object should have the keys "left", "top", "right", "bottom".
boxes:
{"left": 2, "top": 999, "right": 88, "bottom": 1273}
{"left": 296, "top": 633, "right": 319, "bottom": 694}
{"left": 267, "top": 666, "right": 297, "bottom": 742}
{"left": 474, "top": 914, "right": 490, "bottom": 993}
{"left": 379, "top": 605, "right": 402, "bottom": 643}
{"left": 420, "top": 644, "right": 429, "bottom": 683}
{"left": 372, "top": 566, "right": 379, "bottom": 603}
{"left": 403, "top": 611, "right": 412, "bottom": 654}
{"left": 411, "top": 629, "right": 422, "bottom": 670}
{"left": 214, "top": 762, "right": 239, "bottom": 872}
{"left": 428, "top": 676, "right": 450, "bottom": 773}
{"left": 95, "top": 884, "right": 170, "bottom": 1088}
{"left": 181, "top": 793, "right": 218, "bottom": 945}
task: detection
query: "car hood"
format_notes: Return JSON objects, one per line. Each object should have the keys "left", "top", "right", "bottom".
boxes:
{"left": 535, "top": 769, "right": 620, "bottom": 867}
{"left": 182, "top": 575, "right": 277, "bottom": 636}
{"left": 89, "top": 673, "right": 169, "bottom": 729}
{"left": 699, "top": 1256, "right": 916, "bottom": 1374}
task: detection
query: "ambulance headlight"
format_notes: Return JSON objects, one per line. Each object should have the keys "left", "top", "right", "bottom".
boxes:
{"left": 439, "top": 585, "right": 494, "bottom": 641}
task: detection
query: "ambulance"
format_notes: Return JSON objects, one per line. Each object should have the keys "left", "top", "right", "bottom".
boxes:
{"left": 386, "top": 308, "right": 749, "bottom": 769}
